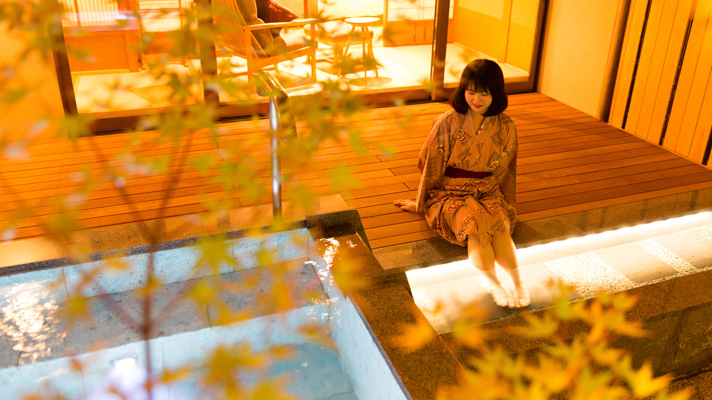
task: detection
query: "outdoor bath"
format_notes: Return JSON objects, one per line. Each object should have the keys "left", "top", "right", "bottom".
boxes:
{"left": 0, "top": 223, "right": 407, "bottom": 400}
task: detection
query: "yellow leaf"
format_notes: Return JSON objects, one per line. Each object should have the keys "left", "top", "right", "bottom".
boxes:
{"left": 70, "top": 357, "right": 85, "bottom": 373}
{"left": 269, "top": 277, "right": 294, "bottom": 312}
{"left": 629, "top": 363, "right": 671, "bottom": 398}
{"left": 158, "top": 367, "right": 190, "bottom": 384}
{"left": 510, "top": 312, "right": 559, "bottom": 338}
{"left": 523, "top": 354, "right": 572, "bottom": 393}
{"left": 248, "top": 380, "right": 297, "bottom": 400}
{"left": 189, "top": 281, "right": 217, "bottom": 307}
{"left": 138, "top": 275, "right": 161, "bottom": 299}
{"left": 331, "top": 258, "right": 370, "bottom": 294}
{"left": 391, "top": 314, "right": 435, "bottom": 353}
{"left": 590, "top": 343, "right": 625, "bottom": 368}
{"left": 611, "top": 291, "right": 638, "bottom": 312}
{"left": 438, "top": 370, "right": 511, "bottom": 400}
{"left": 196, "top": 234, "right": 237, "bottom": 273}
{"left": 105, "top": 257, "right": 130, "bottom": 273}
{"left": 450, "top": 303, "right": 488, "bottom": 349}
{"left": 615, "top": 320, "right": 648, "bottom": 338}
{"left": 298, "top": 322, "right": 335, "bottom": 350}
{"left": 62, "top": 296, "right": 91, "bottom": 325}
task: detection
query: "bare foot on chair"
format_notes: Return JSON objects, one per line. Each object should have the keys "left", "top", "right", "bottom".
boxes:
{"left": 509, "top": 286, "right": 530, "bottom": 308}
{"left": 490, "top": 285, "right": 510, "bottom": 307}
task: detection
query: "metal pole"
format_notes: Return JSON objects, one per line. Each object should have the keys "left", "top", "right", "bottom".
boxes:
{"left": 255, "top": 71, "right": 296, "bottom": 223}
{"left": 269, "top": 97, "right": 282, "bottom": 221}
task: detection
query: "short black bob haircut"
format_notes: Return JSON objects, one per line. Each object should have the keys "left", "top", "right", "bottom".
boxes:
{"left": 449, "top": 59, "right": 508, "bottom": 117}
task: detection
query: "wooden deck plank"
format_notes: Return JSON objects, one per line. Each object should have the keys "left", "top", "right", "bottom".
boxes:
{"left": 2, "top": 93, "right": 711, "bottom": 250}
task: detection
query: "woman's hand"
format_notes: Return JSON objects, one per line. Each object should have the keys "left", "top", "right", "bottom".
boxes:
{"left": 393, "top": 199, "right": 417, "bottom": 212}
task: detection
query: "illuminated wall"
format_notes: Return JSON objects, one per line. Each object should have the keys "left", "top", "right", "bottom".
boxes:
{"left": 537, "top": 0, "right": 628, "bottom": 119}
{"left": 0, "top": 23, "right": 64, "bottom": 141}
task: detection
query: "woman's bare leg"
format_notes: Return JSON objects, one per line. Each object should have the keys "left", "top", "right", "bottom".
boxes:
{"left": 468, "top": 235, "right": 509, "bottom": 307}
{"left": 491, "top": 231, "right": 530, "bottom": 307}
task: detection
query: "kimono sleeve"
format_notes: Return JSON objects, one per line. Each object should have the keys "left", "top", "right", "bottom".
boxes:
{"left": 499, "top": 115, "right": 518, "bottom": 219}
{"left": 415, "top": 113, "right": 450, "bottom": 212}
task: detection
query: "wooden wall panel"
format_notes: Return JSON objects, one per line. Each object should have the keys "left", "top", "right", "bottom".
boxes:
{"left": 610, "top": 0, "right": 712, "bottom": 167}
{"left": 609, "top": 0, "right": 650, "bottom": 127}
{"left": 662, "top": 1, "right": 712, "bottom": 151}
{"left": 626, "top": 0, "right": 676, "bottom": 136}
{"left": 687, "top": 30, "right": 712, "bottom": 163}
{"left": 643, "top": 0, "right": 694, "bottom": 143}
{"left": 624, "top": 0, "right": 664, "bottom": 134}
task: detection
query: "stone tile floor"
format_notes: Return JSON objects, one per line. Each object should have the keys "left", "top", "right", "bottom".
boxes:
{"left": 407, "top": 211, "right": 712, "bottom": 334}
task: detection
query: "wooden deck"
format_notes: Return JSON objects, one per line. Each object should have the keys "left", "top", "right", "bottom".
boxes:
{"left": 2, "top": 93, "right": 712, "bottom": 259}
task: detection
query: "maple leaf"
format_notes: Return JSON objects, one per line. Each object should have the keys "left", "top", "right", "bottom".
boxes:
{"left": 331, "top": 258, "right": 370, "bottom": 294}
{"left": 248, "top": 380, "right": 298, "bottom": 400}
{"left": 326, "top": 166, "right": 361, "bottom": 200}
{"left": 510, "top": 312, "right": 559, "bottom": 338}
{"left": 158, "top": 367, "right": 190, "bottom": 384}
{"left": 61, "top": 296, "right": 91, "bottom": 326}
{"left": 628, "top": 362, "right": 672, "bottom": 398}
{"left": 189, "top": 281, "right": 217, "bottom": 308}
{"left": 590, "top": 342, "right": 626, "bottom": 368}
{"left": 195, "top": 234, "right": 237, "bottom": 274}
{"left": 523, "top": 354, "right": 571, "bottom": 393}
{"left": 438, "top": 370, "right": 511, "bottom": 400}
{"left": 391, "top": 313, "right": 435, "bottom": 354}
{"left": 450, "top": 303, "right": 488, "bottom": 349}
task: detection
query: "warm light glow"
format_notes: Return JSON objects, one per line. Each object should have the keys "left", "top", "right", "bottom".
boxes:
{"left": 0, "top": 281, "right": 66, "bottom": 363}
{"left": 407, "top": 211, "right": 712, "bottom": 334}
{"left": 517, "top": 211, "right": 712, "bottom": 263}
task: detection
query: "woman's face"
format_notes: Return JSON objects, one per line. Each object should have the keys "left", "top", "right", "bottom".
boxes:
{"left": 464, "top": 86, "right": 492, "bottom": 115}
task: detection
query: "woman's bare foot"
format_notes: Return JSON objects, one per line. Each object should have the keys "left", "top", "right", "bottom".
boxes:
{"left": 393, "top": 199, "right": 417, "bottom": 212}
{"left": 490, "top": 285, "right": 510, "bottom": 307}
{"left": 509, "top": 286, "right": 530, "bottom": 308}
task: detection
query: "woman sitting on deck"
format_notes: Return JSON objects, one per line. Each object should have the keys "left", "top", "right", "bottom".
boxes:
{"left": 393, "top": 59, "right": 530, "bottom": 308}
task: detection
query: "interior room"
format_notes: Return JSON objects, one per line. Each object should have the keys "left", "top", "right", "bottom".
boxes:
{"left": 61, "top": 0, "right": 538, "bottom": 114}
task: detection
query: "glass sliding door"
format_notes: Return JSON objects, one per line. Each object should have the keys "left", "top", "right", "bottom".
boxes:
{"left": 60, "top": 0, "right": 204, "bottom": 116}
{"left": 53, "top": 0, "right": 547, "bottom": 128}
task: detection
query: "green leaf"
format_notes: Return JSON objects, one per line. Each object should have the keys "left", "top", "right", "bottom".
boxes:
{"left": 326, "top": 166, "right": 359, "bottom": 200}
{"left": 60, "top": 114, "right": 93, "bottom": 142}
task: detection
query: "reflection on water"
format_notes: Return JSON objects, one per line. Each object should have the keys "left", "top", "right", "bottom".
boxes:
{"left": 0, "top": 281, "right": 67, "bottom": 364}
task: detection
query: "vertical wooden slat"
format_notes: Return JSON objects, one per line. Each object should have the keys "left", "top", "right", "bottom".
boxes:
{"left": 625, "top": 0, "right": 664, "bottom": 137}
{"left": 685, "top": 34, "right": 712, "bottom": 163}
{"left": 663, "top": 0, "right": 712, "bottom": 151}
{"left": 610, "top": 0, "right": 650, "bottom": 128}
{"left": 643, "top": 0, "right": 695, "bottom": 143}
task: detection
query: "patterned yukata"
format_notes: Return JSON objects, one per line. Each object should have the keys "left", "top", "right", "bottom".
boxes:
{"left": 415, "top": 109, "right": 518, "bottom": 247}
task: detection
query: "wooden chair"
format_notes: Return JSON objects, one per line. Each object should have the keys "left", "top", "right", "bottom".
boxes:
{"left": 213, "top": 0, "right": 317, "bottom": 89}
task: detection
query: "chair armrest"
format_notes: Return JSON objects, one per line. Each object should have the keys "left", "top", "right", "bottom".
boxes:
{"left": 244, "top": 18, "right": 317, "bottom": 31}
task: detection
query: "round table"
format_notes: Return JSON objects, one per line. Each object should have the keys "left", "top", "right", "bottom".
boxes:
{"left": 343, "top": 17, "right": 381, "bottom": 84}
